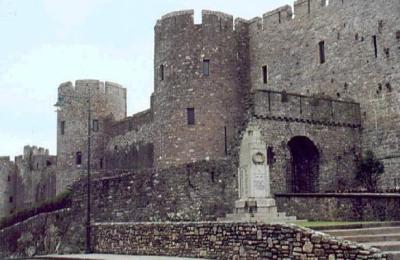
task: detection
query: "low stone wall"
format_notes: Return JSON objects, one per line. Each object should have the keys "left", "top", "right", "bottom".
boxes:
{"left": 276, "top": 193, "right": 400, "bottom": 221}
{"left": 92, "top": 222, "right": 386, "bottom": 259}
{"left": 0, "top": 208, "right": 84, "bottom": 258}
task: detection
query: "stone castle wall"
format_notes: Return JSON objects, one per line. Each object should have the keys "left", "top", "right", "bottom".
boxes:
{"left": 275, "top": 193, "right": 400, "bottom": 221}
{"left": 14, "top": 146, "right": 56, "bottom": 210}
{"left": 56, "top": 80, "right": 126, "bottom": 193}
{"left": 0, "top": 157, "right": 16, "bottom": 219}
{"left": 249, "top": 90, "right": 361, "bottom": 193}
{"left": 0, "top": 146, "right": 56, "bottom": 220}
{"left": 71, "top": 160, "right": 236, "bottom": 222}
{"left": 104, "top": 109, "right": 154, "bottom": 170}
{"left": 247, "top": 0, "right": 400, "bottom": 188}
{"left": 54, "top": 1, "right": 400, "bottom": 193}
{"left": 152, "top": 10, "right": 246, "bottom": 168}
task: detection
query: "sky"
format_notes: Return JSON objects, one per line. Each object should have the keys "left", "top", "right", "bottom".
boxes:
{"left": 0, "top": 0, "right": 293, "bottom": 159}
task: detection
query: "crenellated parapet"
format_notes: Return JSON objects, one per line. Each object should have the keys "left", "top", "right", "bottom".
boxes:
{"left": 252, "top": 90, "right": 361, "bottom": 128}
{"left": 155, "top": 9, "right": 236, "bottom": 39}
{"left": 262, "top": 5, "right": 293, "bottom": 29}
{"left": 58, "top": 80, "right": 125, "bottom": 102}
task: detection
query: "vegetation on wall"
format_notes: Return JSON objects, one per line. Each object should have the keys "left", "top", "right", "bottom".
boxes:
{"left": 355, "top": 150, "right": 385, "bottom": 192}
{"left": 0, "top": 189, "right": 72, "bottom": 230}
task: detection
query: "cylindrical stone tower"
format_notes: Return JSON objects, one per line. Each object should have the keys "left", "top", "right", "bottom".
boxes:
{"left": 152, "top": 10, "right": 245, "bottom": 168}
{"left": 56, "top": 80, "right": 126, "bottom": 192}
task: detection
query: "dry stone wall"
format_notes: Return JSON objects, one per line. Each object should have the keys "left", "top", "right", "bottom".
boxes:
{"left": 92, "top": 222, "right": 386, "bottom": 259}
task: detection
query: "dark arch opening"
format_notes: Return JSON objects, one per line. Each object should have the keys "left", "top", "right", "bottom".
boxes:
{"left": 288, "top": 136, "right": 320, "bottom": 193}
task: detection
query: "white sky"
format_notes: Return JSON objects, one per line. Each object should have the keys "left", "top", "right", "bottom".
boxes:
{"left": 0, "top": 0, "right": 293, "bottom": 159}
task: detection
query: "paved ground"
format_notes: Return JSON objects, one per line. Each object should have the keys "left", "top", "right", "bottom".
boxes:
{"left": 35, "top": 254, "right": 205, "bottom": 260}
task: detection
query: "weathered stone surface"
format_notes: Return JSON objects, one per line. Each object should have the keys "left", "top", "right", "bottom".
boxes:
{"left": 0, "top": 208, "right": 84, "bottom": 258}
{"left": 0, "top": 146, "right": 56, "bottom": 220}
{"left": 71, "top": 160, "right": 237, "bottom": 222}
{"left": 91, "top": 222, "right": 387, "bottom": 259}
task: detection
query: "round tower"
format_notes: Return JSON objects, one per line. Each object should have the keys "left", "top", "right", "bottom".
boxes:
{"left": 152, "top": 10, "right": 245, "bottom": 168}
{"left": 56, "top": 80, "right": 126, "bottom": 192}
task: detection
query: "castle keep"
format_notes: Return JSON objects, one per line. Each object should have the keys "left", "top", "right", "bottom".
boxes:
{"left": 55, "top": 0, "right": 399, "bottom": 195}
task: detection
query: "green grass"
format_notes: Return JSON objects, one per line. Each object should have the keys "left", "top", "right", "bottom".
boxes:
{"left": 296, "top": 221, "right": 379, "bottom": 228}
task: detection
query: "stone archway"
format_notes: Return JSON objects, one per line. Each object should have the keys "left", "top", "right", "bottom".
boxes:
{"left": 287, "top": 136, "right": 320, "bottom": 193}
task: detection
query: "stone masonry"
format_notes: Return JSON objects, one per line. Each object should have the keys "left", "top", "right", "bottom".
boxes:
{"left": 54, "top": 0, "right": 400, "bottom": 195}
{"left": 0, "top": 146, "right": 56, "bottom": 219}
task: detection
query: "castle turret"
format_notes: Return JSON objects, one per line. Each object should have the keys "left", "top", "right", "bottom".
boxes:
{"left": 56, "top": 80, "right": 126, "bottom": 192}
{"left": 152, "top": 10, "right": 246, "bottom": 168}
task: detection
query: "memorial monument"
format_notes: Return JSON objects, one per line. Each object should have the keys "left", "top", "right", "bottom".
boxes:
{"left": 223, "top": 125, "right": 297, "bottom": 223}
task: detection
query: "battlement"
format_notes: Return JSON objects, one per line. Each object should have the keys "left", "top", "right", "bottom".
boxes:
{"left": 155, "top": 9, "right": 234, "bottom": 35}
{"left": 0, "top": 156, "right": 11, "bottom": 163}
{"left": 252, "top": 90, "right": 361, "bottom": 128}
{"left": 243, "top": 0, "right": 353, "bottom": 31}
{"left": 262, "top": 5, "right": 293, "bottom": 29}
{"left": 23, "top": 145, "right": 49, "bottom": 159}
{"left": 58, "top": 80, "right": 126, "bottom": 97}
{"left": 155, "top": 0, "right": 348, "bottom": 35}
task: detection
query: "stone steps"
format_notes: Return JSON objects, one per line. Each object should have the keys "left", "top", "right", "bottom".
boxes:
{"left": 321, "top": 225, "right": 400, "bottom": 260}
{"left": 341, "top": 234, "right": 400, "bottom": 243}
{"left": 325, "top": 226, "right": 400, "bottom": 236}
{"left": 362, "top": 241, "right": 400, "bottom": 252}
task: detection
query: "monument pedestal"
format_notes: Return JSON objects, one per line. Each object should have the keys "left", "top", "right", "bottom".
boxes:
{"left": 221, "top": 126, "right": 298, "bottom": 223}
{"left": 222, "top": 197, "right": 297, "bottom": 223}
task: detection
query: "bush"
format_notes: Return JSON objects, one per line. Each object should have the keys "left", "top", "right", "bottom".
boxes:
{"left": 0, "top": 190, "right": 72, "bottom": 230}
{"left": 355, "top": 150, "right": 385, "bottom": 192}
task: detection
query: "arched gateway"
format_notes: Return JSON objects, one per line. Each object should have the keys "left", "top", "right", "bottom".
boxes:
{"left": 287, "top": 136, "right": 320, "bottom": 193}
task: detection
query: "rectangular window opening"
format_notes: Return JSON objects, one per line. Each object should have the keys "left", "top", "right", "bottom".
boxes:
{"left": 92, "top": 119, "right": 99, "bottom": 132}
{"left": 60, "top": 121, "right": 65, "bottom": 135}
{"left": 224, "top": 126, "right": 228, "bottom": 156}
{"left": 319, "top": 41, "right": 325, "bottom": 64}
{"left": 7, "top": 175, "right": 11, "bottom": 182}
{"left": 203, "top": 59, "right": 210, "bottom": 76}
{"left": 160, "top": 64, "right": 164, "bottom": 81}
{"left": 262, "top": 65, "right": 268, "bottom": 84}
{"left": 307, "top": 0, "right": 311, "bottom": 14}
{"left": 9, "top": 196, "right": 13, "bottom": 203}
{"left": 76, "top": 151, "right": 82, "bottom": 165}
{"left": 373, "top": 35, "right": 378, "bottom": 58}
{"left": 187, "top": 108, "right": 195, "bottom": 125}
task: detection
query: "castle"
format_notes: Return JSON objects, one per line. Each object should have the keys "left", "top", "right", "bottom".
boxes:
{"left": 1, "top": 0, "right": 399, "bottom": 219}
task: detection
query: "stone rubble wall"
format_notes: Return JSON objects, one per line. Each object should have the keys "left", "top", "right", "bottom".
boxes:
{"left": 0, "top": 208, "right": 84, "bottom": 258}
{"left": 92, "top": 222, "right": 386, "bottom": 259}
{"left": 71, "top": 160, "right": 237, "bottom": 223}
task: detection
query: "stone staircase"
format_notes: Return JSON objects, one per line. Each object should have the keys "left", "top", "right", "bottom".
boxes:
{"left": 318, "top": 223, "right": 400, "bottom": 260}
